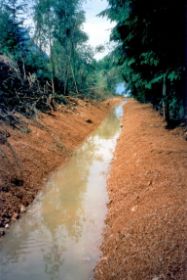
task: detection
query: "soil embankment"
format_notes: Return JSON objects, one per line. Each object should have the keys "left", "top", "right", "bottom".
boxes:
{"left": 0, "top": 98, "right": 118, "bottom": 236}
{"left": 95, "top": 100, "right": 187, "bottom": 280}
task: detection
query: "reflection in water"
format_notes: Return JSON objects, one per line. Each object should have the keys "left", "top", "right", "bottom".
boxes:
{"left": 0, "top": 105, "right": 123, "bottom": 280}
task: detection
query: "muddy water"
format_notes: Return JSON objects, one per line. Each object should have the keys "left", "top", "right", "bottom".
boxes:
{"left": 0, "top": 105, "right": 123, "bottom": 280}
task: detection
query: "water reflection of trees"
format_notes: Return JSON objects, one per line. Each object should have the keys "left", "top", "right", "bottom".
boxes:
{"left": 0, "top": 135, "right": 98, "bottom": 280}
{"left": 0, "top": 108, "right": 121, "bottom": 280}
{"left": 41, "top": 138, "right": 98, "bottom": 239}
{"left": 96, "top": 110, "right": 120, "bottom": 139}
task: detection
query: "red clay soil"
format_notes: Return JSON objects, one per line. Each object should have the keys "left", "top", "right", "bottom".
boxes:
{"left": 95, "top": 99, "right": 187, "bottom": 280}
{"left": 0, "top": 98, "right": 119, "bottom": 236}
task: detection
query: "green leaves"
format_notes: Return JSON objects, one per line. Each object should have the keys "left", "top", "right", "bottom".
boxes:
{"left": 103, "top": 0, "right": 185, "bottom": 121}
{"left": 140, "top": 51, "right": 160, "bottom": 67}
{"left": 167, "top": 70, "right": 181, "bottom": 82}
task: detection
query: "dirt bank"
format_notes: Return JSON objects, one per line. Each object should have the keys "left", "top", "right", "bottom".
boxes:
{"left": 95, "top": 100, "right": 187, "bottom": 280}
{"left": 0, "top": 98, "right": 119, "bottom": 236}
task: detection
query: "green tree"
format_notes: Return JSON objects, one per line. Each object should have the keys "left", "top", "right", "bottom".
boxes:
{"left": 103, "top": 0, "right": 185, "bottom": 124}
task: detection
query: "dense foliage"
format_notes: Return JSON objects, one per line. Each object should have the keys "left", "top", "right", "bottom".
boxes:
{"left": 1, "top": 0, "right": 186, "bottom": 127}
{"left": 0, "top": 0, "right": 110, "bottom": 126}
{"left": 103, "top": 0, "right": 186, "bottom": 125}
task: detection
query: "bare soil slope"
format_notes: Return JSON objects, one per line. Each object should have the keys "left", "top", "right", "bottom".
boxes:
{"left": 0, "top": 98, "right": 118, "bottom": 236}
{"left": 95, "top": 99, "right": 187, "bottom": 280}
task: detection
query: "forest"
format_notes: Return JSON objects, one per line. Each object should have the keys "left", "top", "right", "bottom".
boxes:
{"left": 0, "top": 1, "right": 187, "bottom": 279}
{"left": 0, "top": 0, "right": 186, "bottom": 128}
{"left": 102, "top": 0, "right": 187, "bottom": 126}
{"left": 0, "top": 0, "right": 118, "bottom": 127}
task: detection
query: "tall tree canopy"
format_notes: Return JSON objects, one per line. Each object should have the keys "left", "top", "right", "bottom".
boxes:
{"left": 0, "top": 0, "right": 111, "bottom": 125}
{"left": 103, "top": 0, "right": 186, "bottom": 124}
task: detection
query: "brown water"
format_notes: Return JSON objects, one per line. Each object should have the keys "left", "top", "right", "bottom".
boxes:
{"left": 0, "top": 105, "right": 123, "bottom": 280}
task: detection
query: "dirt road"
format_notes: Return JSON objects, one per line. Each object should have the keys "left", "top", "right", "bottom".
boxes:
{"left": 95, "top": 99, "right": 187, "bottom": 280}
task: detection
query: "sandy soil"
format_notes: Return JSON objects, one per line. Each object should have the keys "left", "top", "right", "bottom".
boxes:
{"left": 95, "top": 99, "right": 187, "bottom": 280}
{"left": 0, "top": 98, "right": 118, "bottom": 236}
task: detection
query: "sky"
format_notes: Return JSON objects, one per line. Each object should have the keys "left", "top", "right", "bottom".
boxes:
{"left": 24, "top": 0, "right": 114, "bottom": 60}
{"left": 116, "top": 83, "right": 126, "bottom": 95}
{"left": 82, "top": 0, "right": 115, "bottom": 60}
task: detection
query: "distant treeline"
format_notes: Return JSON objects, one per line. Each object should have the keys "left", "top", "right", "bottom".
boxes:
{"left": 104, "top": 0, "right": 187, "bottom": 126}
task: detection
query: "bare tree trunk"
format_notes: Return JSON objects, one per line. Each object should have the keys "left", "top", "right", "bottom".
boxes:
{"left": 63, "top": 57, "right": 69, "bottom": 95}
{"left": 69, "top": 57, "right": 79, "bottom": 95}
{"left": 49, "top": 37, "right": 55, "bottom": 95}
{"left": 67, "top": 37, "right": 79, "bottom": 96}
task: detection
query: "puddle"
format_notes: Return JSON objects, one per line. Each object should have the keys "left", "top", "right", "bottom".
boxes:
{"left": 0, "top": 104, "right": 124, "bottom": 280}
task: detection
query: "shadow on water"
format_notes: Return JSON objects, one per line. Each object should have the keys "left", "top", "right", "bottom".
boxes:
{"left": 0, "top": 104, "right": 124, "bottom": 280}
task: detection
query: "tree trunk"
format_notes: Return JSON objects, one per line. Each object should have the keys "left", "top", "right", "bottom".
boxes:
{"left": 22, "top": 60, "right": 27, "bottom": 81}
{"left": 49, "top": 37, "right": 55, "bottom": 95}
{"left": 162, "top": 75, "right": 170, "bottom": 123}
{"left": 63, "top": 56, "right": 69, "bottom": 96}
{"left": 69, "top": 58, "right": 79, "bottom": 96}
{"left": 184, "top": 0, "right": 187, "bottom": 125}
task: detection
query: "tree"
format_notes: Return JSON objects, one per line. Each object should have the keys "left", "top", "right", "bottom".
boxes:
{"left": 0, "top": 0, "right": 111, "bottom": 126}
{"left": 103, "top": 0, "right": 186, "bottom": 124}
{"left": 0, "top": 0, "right": 28, "bottom": 55}
{"left": 33, "top": 0, "right": 92, "bottom": 95}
